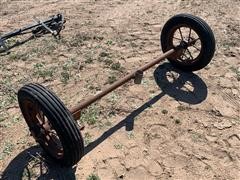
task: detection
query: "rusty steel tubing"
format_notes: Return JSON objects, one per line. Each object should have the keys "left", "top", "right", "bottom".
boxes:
{"left": 70, "top": 48, "right": 176, "bottom": 120}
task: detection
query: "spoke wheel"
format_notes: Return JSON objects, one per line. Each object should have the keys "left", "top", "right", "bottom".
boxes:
{"left": 18, "top": 83, "right": 84, "bottom": 167}
{"left": 23, "top": 100, "right": 64, "bottom": 160}
{"left": 161, "top": 14, "right": 215, "bottom": 71}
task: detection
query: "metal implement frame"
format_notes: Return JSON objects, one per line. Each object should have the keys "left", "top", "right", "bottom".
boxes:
{"left": 0, "top": 14, "right": 65, "bottom": 52}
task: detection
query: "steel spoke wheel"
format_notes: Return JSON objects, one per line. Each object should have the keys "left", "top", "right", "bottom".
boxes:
{"left": 161, "top": 14, "right": 215, "bottom": 71}
{"left": 25, "top": 102, "right": 64, "bottom": 159}
{"left": 18, "top": 83, "right": 84, "bottom": 167}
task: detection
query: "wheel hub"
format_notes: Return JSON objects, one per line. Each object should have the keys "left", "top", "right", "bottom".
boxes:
{"left": 180, "top": 40, "right": 189, "bottom": 49}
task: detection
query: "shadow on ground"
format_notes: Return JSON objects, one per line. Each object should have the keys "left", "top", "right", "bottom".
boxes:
{"left": 0, "top": 35, "right": 35, "bottom": 55}
{"left": 85, "top": 62, "right": 208, "bottom": 155}
{"left": 0, "top": 33, "right": 59, "bottom": 55}
{"left": 1, "top": 63, "right": 208, "bottom": 179}
{"left": 1, "top": 145, "right": 76, "bottom": 180}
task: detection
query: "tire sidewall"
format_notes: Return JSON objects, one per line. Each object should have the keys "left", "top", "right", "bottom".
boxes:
{"left": 18, "top": 85, "right": 84, "bottom": 167}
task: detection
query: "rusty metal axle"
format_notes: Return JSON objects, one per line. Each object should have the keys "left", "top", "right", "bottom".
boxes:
{"left": 70, "top": 48, "right": 177, "bottom": 120}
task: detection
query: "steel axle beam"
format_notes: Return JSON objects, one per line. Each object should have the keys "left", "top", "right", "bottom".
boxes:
{"left": 70, "top": 48, "right": 178, "bottom": 120}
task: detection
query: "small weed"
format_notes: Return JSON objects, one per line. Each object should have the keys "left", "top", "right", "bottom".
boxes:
{"left": 85, "top": 55, "right": 94, "bottom": 64}
{"left": 161, "top": 109, "right": 168, "bottom": 115}
{"left": 0, "top": 78, "right": 17, "bottom": 106}
{"left": 5, "top": 91, "right": 16, "bottom": 105}
{"left": 61, "top": 71, "right": 70, "bottom": 84}
{"left": 8, "top": 52, "right": 29, "bottom": 61}
{"left": 0, "top": 116, "right": 5, "bottom": 123}
{"left": 33, "top": 63, "right": 55, "bottom": 80}
{"left": 84, "top": 51, "right": 96, "bottom": 64}
{"left": 230, "top": 66, "right": 240, "bottom": 81}
{"left": 88, "top": 85, "right": 96, "bottom": 90}
{"left": 87, "top": 174, "right": 100, "bottom": 180}
{"left": 80, "top": 105, "right": 99, "bottom": 125}
{"left": 104, "top": 58, "right": 113, "bottom": 66}
{"left": 177, "top": 105, "right": 189, "bottom": 111}
{"left": 0, "top": 112, "right": 9, "bottom": 126}
{"left": 69, "top": 33, "right": 92, "bottom": 47}
{"left": 99, "top": 51, "right": 109, "bottom": 58}
{"left": 22, "top": 155, "right": 46, "bottom": 180}
{"left": 110, "top": 62, "right": 124, "bottom": 72}
{"left": 130, "top": 41, "right": 138, "bottom": 48}
{"left": 191, "top": 132, "right": 205, "bottom": 142}
{"left": 60, "top": 58, "right": 76, "bottom": 84}
{"left": 98, "top": 51, "right": 115, "bottom": 67}
{"left": 0, "top": 142, "right": 15, "bottom": 160}
{"left": 114, "top": 143, "right": 123, "bottom": 149}
{"left": 107, "top": 93, "right": 119, "bottom": 104}
{"left": 22, "top": 166, "right": 40, "bottom": 180}
{"left": 149, "top": 90, "right": 155, "bottom": 94}
{"left": 6, "top": 37, "right": 18, "bottom": 45}
{"left": 29, "top": 38, "right": 58, "bottom": 57}
{"left": 43, "top": 39, "right": 57, "bottom": 53}
{"left": 107, "top": 75, "right": 117, "bottom": 84}
{"left": 142, "top": 79, "right": 149, "bottom": 87}
{"left": 127, "top": 132, "right": 135, "bottom": 139}
{"left": 84, "top": 132, "right": 92, "bottom": 145}
{"left": 93, "top": 35, "right": 104, "bottom": 41}
{"left": 94, "top": 44, "right": 102, "bottom": 49}
{"left": 98, "top": 51, "right": 114, "bottom": 66}
{"left": 110, "top": 62, "right": 121, "bottom": 70}
{"left": 106, "top": 40, "right": 114, "bottom": 46}
{"left": 17, "top": 138, "right": 27, "bottom": 145}
{"left": 86, "top": 84, "right": 101, "bottom": 92}
{"left": 11, "top": 116, "right": 21, "bottom": 124}
{"left": 107, "top": 110, "right": 116, "bottom": 117}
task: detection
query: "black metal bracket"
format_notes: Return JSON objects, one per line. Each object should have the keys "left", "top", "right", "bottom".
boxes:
{"left": 134, "top": 70, "right": 143, "bottom": 84}
{"left": 0, "top": 38, "right": 8, "bottom": 52}
{"left": 0, "top": 13, "right": 66, "bottom": 53}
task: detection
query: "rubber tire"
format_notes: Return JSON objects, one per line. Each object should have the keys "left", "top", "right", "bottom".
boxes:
{"left": 18, "top": 83, "right": 84, "bottom": 167}
{"left": 161, "top": 13, "right": 215, "bottom": 71}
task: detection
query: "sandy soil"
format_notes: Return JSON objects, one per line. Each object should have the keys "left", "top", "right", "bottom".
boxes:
{"left": 0, "top": 0, "right": 239, "bottom": 179}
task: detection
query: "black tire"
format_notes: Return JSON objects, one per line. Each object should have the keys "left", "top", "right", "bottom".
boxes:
{"left": 161, "top": 14, "right": 215, "bottom": 71}
{"left": 18, "top": 83, "right": 84, "bottom": 167}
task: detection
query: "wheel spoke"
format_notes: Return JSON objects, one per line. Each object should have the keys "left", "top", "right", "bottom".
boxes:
{"left": 182, "top": 53, "right": 189, "bottom": 60}
{"left": 195, "top": 37, "right": 200, "bottom": 41}
{"left": 188, "top": 28, "right": 192, "bottom": 43}
{"left": 180, "top": 49, "right": 189, "bottom": 61}
{"left": 193, "top": 38, "right": 200, "bottom": 43}
{"left": 186, "top": 48, "right": 194, "bottom": 60}
{"left": 178, "top": 28, "right": 183, "bottom": 40}
{"left": 173, "top": 37, "right": 182, "bottom": 41}
{"left": 192, "top": 45, "right": 201, "bottom": 51}
{"left": 40, "top": 112, "right": 45, "bottom": 125}
{"left": 36, "top": 110, "right": 45, "bottom": 125}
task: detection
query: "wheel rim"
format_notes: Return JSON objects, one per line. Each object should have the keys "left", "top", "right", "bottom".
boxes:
{"left": 167, "top": 24, "right": 203, "bottom": 65}
{"left": 23, "top": 99, "right": 64, "bottom": 160}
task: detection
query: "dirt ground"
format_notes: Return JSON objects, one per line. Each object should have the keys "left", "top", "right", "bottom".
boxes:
{"left": 0, "top": 0, "right": 239, "bottom": 179}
